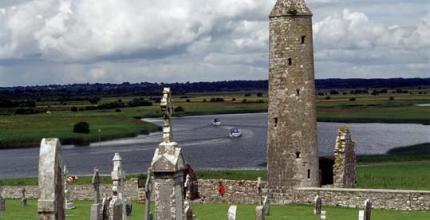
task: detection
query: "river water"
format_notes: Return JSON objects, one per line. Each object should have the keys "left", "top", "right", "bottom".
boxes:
{"left": 0, "top": 113, "right": 428, "bottom": 178}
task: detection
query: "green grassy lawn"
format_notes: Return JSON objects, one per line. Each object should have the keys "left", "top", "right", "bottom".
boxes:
{"left": 0, "top": 92, "right": 428, "bottom": 148}
{"left": 1, "top": 200, "right": 429, "bottom": 220}
{"left": 357, "top": 161, "right": 430, "bottom": 190}
{"left": 0, "top": 110, "right": 160, "bottom": 148}
{"left": 316, "top": 94, "right": 430, "bottom": 124}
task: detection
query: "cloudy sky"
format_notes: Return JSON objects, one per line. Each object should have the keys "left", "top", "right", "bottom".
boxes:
{"left": 0, "top": 0, "right": 428, "bottom": 86}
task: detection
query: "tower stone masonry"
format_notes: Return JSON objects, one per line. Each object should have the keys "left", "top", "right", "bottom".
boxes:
{"left": 267, "top": 0, "right": 319, "bottom": 191}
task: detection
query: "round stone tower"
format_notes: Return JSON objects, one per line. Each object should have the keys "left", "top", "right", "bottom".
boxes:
{"left": 267, "top": 0, "right": 319, "bottom": 191}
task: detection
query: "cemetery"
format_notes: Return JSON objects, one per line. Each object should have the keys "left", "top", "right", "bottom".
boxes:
{"left": 0, "top": 0, "right": 429, "bottom": 219}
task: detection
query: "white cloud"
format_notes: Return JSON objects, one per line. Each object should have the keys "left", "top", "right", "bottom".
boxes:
{"left": 313, "top": 9, "right": 429, "bottom": 77}
{"left": 0, "top": 0, "right": 428, "bottom": 86}
{"left": 0, "top": 0, "right": 272, "bottom": 62}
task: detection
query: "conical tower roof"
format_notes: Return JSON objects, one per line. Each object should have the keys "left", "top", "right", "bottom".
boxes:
{"left": 270, "top": 0, "right": 312, "bottom": 17}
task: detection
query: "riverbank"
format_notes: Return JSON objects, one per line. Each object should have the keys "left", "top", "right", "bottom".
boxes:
{"left": 0, "top": 92, "right": 428, "bottom": 148}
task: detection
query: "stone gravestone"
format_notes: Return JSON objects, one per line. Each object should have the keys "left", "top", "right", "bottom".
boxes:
{"left": 314, "top": 195, "right": 322, "bottom": 215}
{"left": 108, "top": 187, "right": 124, "bottom": 220}
{"left": 151, "top": 88, "right": 186, "bottom": 220}
{"left": 255, "top": 205, "right": 265, "bottom": 220}
{"left": 144, "top": 168, "right": 153, "bottom": 220}
{"left": 38, "top": 138, "right": 65, "bottom": 220}
{"left": 21, "top": 188, "right": 27, "bottom": 207}
{"left": 364, "top": 199, "right": 372, "bottom": 220}
{"left": 111, "top": 153, "right": 128, "bottom": 220}
{"left": 228, "top": 205, "right": 237, "bottom": 220}
{"left": 257, "top": 177, "right": 262, "bottom": 205}
{"left": 320, "top": 210, "right": 326, "bottom": 220}
{"left": 184, "top": 174, "right": 194, "bottom": 220}
{"left": 91, "top": 168, "right": 102, "bottom": 220}
{"left": 358, "top": 210, "right": 365, "bottom": 220}
{"left": 64, "top": 166, "right": 75, "bottom": 209}
{"left": 262, "top": 196, "right": 270, "bottom": 216}
{"left": 100, "top": 197, "right": 111, "bottom": 220}
{"left": 0, "top": 187, "right": 5, "bottom": 212}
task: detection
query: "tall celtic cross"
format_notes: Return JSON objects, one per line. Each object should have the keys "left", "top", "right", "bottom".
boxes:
{"left": 160, "top": 87, "right": 173, "bottom": 143}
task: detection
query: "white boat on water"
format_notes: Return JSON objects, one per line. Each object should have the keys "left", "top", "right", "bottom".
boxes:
{"left": 229, "top": 128, "right": 242, "bottom": 138}
{"left": 211, "top": 118, "right": 221, "bottom": 126}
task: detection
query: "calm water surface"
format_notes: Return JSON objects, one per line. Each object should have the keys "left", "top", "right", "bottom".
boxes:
{"left": 0, "top": 113, "right": 428, "bottom": 178}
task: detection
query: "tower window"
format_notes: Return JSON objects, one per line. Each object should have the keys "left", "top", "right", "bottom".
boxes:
{"left": 301, "top": 35, "right": 306, "bottom": 44}
{"left": 288, "top": 58, "right": 292, "bottom": 65}
{"left": 296, "top": 89, "right": 300, "bottom": 96}
{"left": 296, "top": 151, "right": 301, "bottom": 158}
{"left": 307, "top": 169, "right": 311, "bottom": 179}
{"left": 274, "top": 117, "right": 278, "bottom": 127}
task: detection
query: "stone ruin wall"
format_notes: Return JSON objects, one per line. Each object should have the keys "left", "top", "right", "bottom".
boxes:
{"left": 333, "top": 127, "right": 357, "bottom": 188}
{"left": 1, "top": 178, "right": 139, "bottom": 201}
{"left": 2, "top": 179, "right": 430, "bottom": 211}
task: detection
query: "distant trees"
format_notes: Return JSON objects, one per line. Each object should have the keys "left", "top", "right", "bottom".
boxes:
{"left": 174, "top": 106, "right": 184, "bottom": 112}
{"left": 88, "top": 97, "right": 100, "bottom": 104}
{"left": 329, "top": 90, "right": 339, "bottom": 95}
{"left": 0, "top": 99, "right": 36, "bottom": 108}
{"left": 73, "top": 122, "right": 90, "bottom": 134}
{"left": 97, "top": 100, "right": 125, "bottom": 109}
{"left": 210, "top": 97, "right": 224, "bottom": 102}
{"left": 127, "top": 98, "right": 152, "bottom": 107}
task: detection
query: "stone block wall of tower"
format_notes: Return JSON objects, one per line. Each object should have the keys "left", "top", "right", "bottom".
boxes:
{"left": 267, "top": 0, "right": 319, "bottom": 191}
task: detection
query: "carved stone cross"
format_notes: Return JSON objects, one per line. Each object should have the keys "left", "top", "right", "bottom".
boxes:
{"left": 160, "top": 87, "right": 174, "bottom": 143}
{"left": 92, "top": 168, "right": 101, "bottom": 204}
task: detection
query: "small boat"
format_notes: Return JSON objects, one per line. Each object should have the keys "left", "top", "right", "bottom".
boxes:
{"left": 211, "top": 118, "right": 221, "bottom": 126}
{"left": 229, "top": 128, "right": 242, "bottom": 138}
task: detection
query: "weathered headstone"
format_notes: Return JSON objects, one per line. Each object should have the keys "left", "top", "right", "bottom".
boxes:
{"left": 364, "top": 199, "right": 372, "bottom": 220}
{"left": 111, "top": 153, "right": 128, "bottom": 219}
{"left": 184, "top": 174, "right": 194, "bottom": 220}
{"left": 228, "top": 205, "right": 237, "bottom": 220}
{"left": 21, "top": 188, "right": 27, "bottom": 207}
{"left": 256, "top": 205, "right": 265, "bottom": 220}
{"left": 257, "top": 177, "right": 262, "bottom": 205}
{"left": 314, "top": 195, "right": 322, "bottom": 215}
{"left": 64, "top": 166, "right": 75, "bottom": 209}
{"left": 262, "top": 196, "right": 270, "bottom": 216}
{"left": 109, "top": 189, "right": 124, "bottom": 220}
{"left": 38, "top": 138, "right": 65, "bottom": 220}
{"left": 100, "top": 197, "right": 112, "bottom": 220}
{"left": 358, "top": 210, "right": 365, "bottom": 220}
{"left": 144, "top": 168, "right": 153, "bottom": 220}
{"left": 0, "top": 187, "right": 5, "bottom": 212}
{"left": 91, "top": 168, "right": 102, "bottom": 220}
{"left": 151, "top": 88, "right": 186, "bottom": 220}
{"left": 320, "top": 210, "right": 326, "bottom": 220}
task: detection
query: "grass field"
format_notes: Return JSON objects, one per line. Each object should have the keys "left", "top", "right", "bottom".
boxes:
{"left": 0, "top": 110, "right": 160, "bottom": 148}
{"left": 0, "top": 92, "right": 428, "bottom": 148}
{"left": 0, "top": 200, "right": 429, "bottom": 220}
